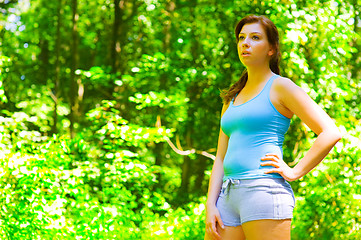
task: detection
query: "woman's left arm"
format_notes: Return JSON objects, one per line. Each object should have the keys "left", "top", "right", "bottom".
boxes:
{"left": 261, "top": 77, "right": 342, "bottom": 182}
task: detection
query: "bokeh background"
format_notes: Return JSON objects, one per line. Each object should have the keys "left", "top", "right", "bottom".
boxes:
{"left": 0, "top": 0, "right": 360, "bottom": 239}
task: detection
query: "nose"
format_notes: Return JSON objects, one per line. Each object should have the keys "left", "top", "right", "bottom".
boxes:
{"left": 240, "top": 37, "right": 250, "bottom": 48}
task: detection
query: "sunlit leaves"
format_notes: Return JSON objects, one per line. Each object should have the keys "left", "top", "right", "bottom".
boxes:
{"left": 129, "top": 91, "right": 189, "bottom": 110}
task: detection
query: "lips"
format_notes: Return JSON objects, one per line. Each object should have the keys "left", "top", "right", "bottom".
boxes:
{"left": 242, "top": 51, "right": 251, "bottom": 56}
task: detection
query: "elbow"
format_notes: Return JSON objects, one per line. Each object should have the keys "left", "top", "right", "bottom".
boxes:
{"left": 320, "top": 126, "right": 342, "bottom": 144}
{"left": 329, "top": 127, "right": 342, "bottom": 144}
{"left": 335, "top": 132, "right": 342, "bottom": 143}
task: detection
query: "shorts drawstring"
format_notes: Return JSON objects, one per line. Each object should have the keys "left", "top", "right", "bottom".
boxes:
{"left": 222, "top": 178, "right": 242, "bottom": 197}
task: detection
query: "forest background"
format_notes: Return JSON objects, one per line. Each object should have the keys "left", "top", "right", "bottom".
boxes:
{"left": 0, "top": 0, "right": 360, "bottom": 239}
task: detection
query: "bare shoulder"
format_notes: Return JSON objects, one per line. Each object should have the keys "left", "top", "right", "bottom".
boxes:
{"left": 272, "top": 76, "right": 307, "bottom": 102}
{"left": 269, "top": 75, "right": 317, "bottom": 119}
{"left": 273, "top": 76, "right": 301, "bottom": 92}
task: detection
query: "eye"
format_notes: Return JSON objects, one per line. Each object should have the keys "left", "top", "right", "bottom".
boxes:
{"left": 252, "top": 35, "right": 260, "bottom": 40}
{"left": 238, "top": 35, "right": 245, "bottom": 40}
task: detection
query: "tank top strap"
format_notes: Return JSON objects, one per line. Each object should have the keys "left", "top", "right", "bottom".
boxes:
{"left": 263, "top": 74, "right": 279, "bottom": 97}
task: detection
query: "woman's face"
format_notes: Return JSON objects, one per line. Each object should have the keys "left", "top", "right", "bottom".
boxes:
{"left": 237, "top": 22, "right": 274, "bottom": 67}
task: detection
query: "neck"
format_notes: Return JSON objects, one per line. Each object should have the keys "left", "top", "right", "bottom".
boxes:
{"left": 246, "top": 63, "right": 274, "bottom": 85}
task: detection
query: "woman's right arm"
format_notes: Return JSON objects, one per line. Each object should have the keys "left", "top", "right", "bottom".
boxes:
{"left": 205, "top": 103, "right": 230, "bottom": 240}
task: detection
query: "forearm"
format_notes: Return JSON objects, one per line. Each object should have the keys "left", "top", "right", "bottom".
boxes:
{"left": 293, "top": 128, "right": 342, "bottom": 180}
{"left": 206, "top": 157, "right": 224, "bottom": 207}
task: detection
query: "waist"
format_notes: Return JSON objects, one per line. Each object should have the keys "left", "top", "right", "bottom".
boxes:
{"left": 225, "top": 142, "right": 283, "bottom": 162}
{"left": 223, "top": 145, "right": 283, "bottom": 181}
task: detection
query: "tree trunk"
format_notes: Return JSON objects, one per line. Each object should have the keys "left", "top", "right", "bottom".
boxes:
{"left": 52, "top": 0, "right": 62, "bottom": 135}
{"left": 193, "top": 155, "right": 208, "bottom": 194}
{"left": 154, "top": 141, "right": 164, "bottom": 183}
{"left": 69, "top": 0, "right": 79, "bottom": 139}
{"left": 153, "top": 0, "right": 176, "bottom": 183}
{"left": 178, "top": 0, "right": 200, "bottom": 201}
{"left": 111, "top": 0, "right": 121, "bottom": 73}
{"left": 39, "top": 39, "right": 49, "bottom": 85}
{"left": 38, "top": 0, "right": 49, "bottom": 86}
{"left": 179, "top": 128, "right": 193, "bottom": 198}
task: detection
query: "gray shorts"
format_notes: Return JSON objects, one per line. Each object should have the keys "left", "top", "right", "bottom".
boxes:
{"left": 216, "top": 177, "right": 295, "bottom": 226}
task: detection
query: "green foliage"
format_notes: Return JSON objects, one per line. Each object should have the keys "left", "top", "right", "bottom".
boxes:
{"left": 0, "top": 135, "right": 72, "bottom": 239}
{"left": 0, "top": 111, "right": 46, "bottom": 153}
{"left": 76, "top": 66, "right": 116, "bottom": 88}
{"left": 0, "top": 112, "right": 182, "bottom": 239}
{"left": 0, "top": 0, "right": 361, "bottom": 239}
{"left": 292, "top": 150, "right": 361, "bottom": 239}
{"left": 141, "top": 200, "right": 206, "bottom": 240}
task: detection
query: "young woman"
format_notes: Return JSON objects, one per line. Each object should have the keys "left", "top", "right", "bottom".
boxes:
{"left": 204, "top": 15, "right": 341, "bottom": 240}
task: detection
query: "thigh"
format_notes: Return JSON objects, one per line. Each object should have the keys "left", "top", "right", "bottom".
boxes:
{"left": 242, "top": 219, "right": 292, "bottom": 240}
{"left": 219, "top": 225, "right": 246, "bottom": 240}
{"left": 204, "top": 225, "right": 246, "bottom": 240}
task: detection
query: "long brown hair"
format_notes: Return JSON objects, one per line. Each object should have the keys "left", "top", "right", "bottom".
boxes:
{"left": 221, "top": 15, "right": 281, "bottom": 104}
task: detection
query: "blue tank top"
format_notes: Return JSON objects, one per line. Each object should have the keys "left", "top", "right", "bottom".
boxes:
{"left": 220, "top": 74, "right": 290, "bottom": 181}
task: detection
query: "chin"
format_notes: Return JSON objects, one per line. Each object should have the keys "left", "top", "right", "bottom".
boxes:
{"left": 240, "top": 59, "right": 253, "bottom": 66}
{"left": 241, "top": 59, "right": 267, "bottom": 68}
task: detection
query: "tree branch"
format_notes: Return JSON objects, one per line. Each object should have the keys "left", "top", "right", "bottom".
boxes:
{"left": 164, "top": 136, "right": 215, "bottom": 160}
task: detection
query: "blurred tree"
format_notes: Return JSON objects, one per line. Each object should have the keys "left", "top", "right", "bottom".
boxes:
{"left": 69, "top": 0, "right": 79, "bottom": 138}
{"left": 51, "top": 0, "right": 63, "bottom": 134}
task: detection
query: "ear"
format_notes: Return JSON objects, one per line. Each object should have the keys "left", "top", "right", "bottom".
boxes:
{"left": 268, "top": 47, "right": 274, "bottom": 57}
